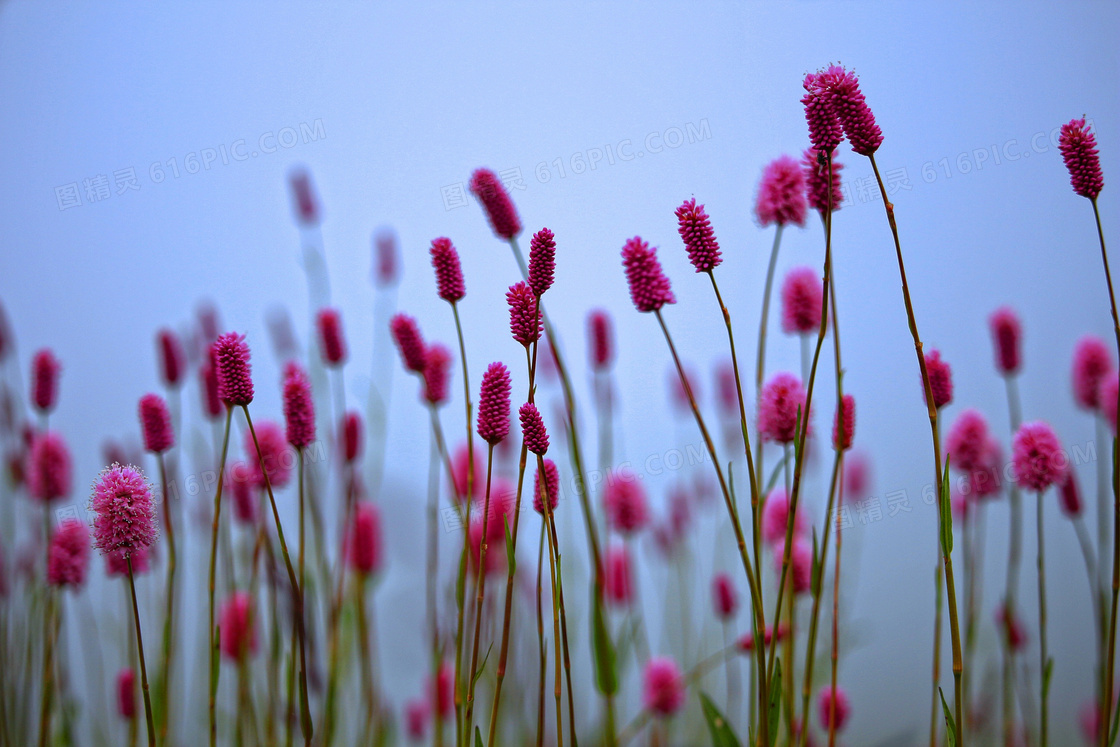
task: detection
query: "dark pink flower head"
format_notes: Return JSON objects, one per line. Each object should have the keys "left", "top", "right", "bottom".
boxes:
{"left": 430, "top": 662, "right": 454, "bottom": 718}
{"left": 946, "top": 409, "right": 991, "bottom": 473}
{"left": 90, "top": 464, "right": 158, "bottom": 559}
{"left": 1060, "top": 469, "right": 1083, "bottom": 518}
{"left": 802, "top": 148, "right": 844, "bottom": 216}
{"left": 832, "top": 394, "right": 855, "bottom": 451}
{"left": 643, "top": 656, "right": 685, "bottom": 716}
{"left": 822, "top": 65, "right": 883, "bottom": 156}
{"left": 604, "top": 476, "right": 649, "bottom": 534}
{"left": 470, "top": 168, "right": 521, "bottom": 239}
{"left": 316, "top": 308, "right": 347, "bottom": 366}
{"left": 529, "top": 227, "right": 557, "bottom": 296}
{"left": 1012, "top": 421, "right": 1067, "bottom": 492}
{"left": 245, "top": 420, "right": 293, "bottom": 489}
{"left": 31, "top": 348, "right": 61, "bottom": 413}
{"left": 533, "top": 458, "right": 560, "bottom": 515}
{"left": 603, "top": 544, "right": 633, "bottom": 607}
{"left": 342, "top": 411, "right": 363, "bottom": 463}
{"left": 476, "top": 362, "right": 512, "bottom": 445}
{"left": 139, "top": 393, "right": 174, "bottom": 454}
{"left": 219, "top": 591, "right": 257, "bottom": 661}
{"left": 422, "top": 344, "right": 453, "bottom": 406}
{"left": 802, "top": 72, "right": 843, "bottom": 153}
{"left": 288, "top": 168, "right": 320, "bottom": 225}
{"left": 373, "top": 227, "right": 399, "bottom": 287}
{"left": 1059, "top": 118, "right": 1104, "bottom": 200}
{"left": 1103, "top": 375, "right": 1120, "bottom": 435}
{"left": 451, "top": 443, "right": 485, "bottom": 505}
{"left": 818, "top": 685, "right": 851, "bottom": 731}
{"left": 759, "top": 372, "right": 808, "bottom": 444}
{"left": 404, "top": 698, "right": 429, "bottom": 740}
{"left": 347, "top": 501, "right": 384, "bottom": 576}
{"left": 588, "top": 309, "right": 615, "bottom": 371}
{"left": 519, "top": 402, "right": 549, "bottom": 456}
{"left": 282, "top": 363, "right": 316, "bottom": 449}
{"left": 774, "top": 538, "right": 813, "bottom": 595}
{"left": 48, "top": 518, "right": 90, "bottom": 589}
{"left": 755, "top": 156, "right": 808, "bottom": 228}
{"left": 390, "top": 313, "right": 427, "bottom": 373}
{"left": 1073, "top": 335, "right": 1113, "bottom": 410}
{"left": 213, "top": 333, "right": 254, "bottom": 406}
{"left": 712, "top": 572, "right": 738, "bottom": 620}
{"left": 922, "top": 349, "right": 953, "bottom": 410}
{"left": 429, "top": 237, "right": 466, "bottom": 304}
{"left": 989, "top": 307, "right": 1022, "bottom": 375}
{"left": 200, "top": 358, "right": 222, "bottom": 420}
{"left": 622, "top": 237, "right": 676, "bottom": 313}
{"left": 106, "top": 546, "right": 149, "bottom": 577}
{"left": 507, "top": 281, "right": 541, "bottom": 346}
{"left": 157, "top": 329, "right": 184, "bottom": 388}
{"left": 675, "top": 198, "right": 722, "bottom": 272}
{"left": 28, "top": 432, "right": 72, "bottom": 503}
{"left": 762, "top": 488, "right": 807, "bottom": 544}
{"left": 117, "top": 669, "right": 136, "bottom": 720}
{"left": 781, "top": 266, "right": 823, "bottom": 335}
{"left": 996, "top": 604, "right": 1027, "bottom": 651}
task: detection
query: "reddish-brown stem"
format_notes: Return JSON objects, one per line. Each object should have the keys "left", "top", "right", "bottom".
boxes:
{"left": 126, "top": 559, "right": 156, "bottom": 747}
{"left": 450, "top": 300, "right": 473, "bottom": 747}
{"left": 464, "top": 443, "right": 496, "bottom": 738}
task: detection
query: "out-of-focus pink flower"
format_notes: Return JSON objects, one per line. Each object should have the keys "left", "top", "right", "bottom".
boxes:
{"left": 774, "top": 539, "right": 812, "bottom": 595}
{"left": 373, "top": 227, "right": 399, "bottom": 287}
{"left": 347, "top": 502, "right": 383, "bottom": 576}
{"left": 244, "top": 420, "right": 293, "bottom": 489}
{"left": 90, "top": 464, "right": 158, "bottom": 560}
{"left": 342, "top": 411, "right": 363, "bottom": 464}
{"left": 316, "top": 308, "right": 347, "bottom": 366}
{"left": 604, "top": 477, "right": 649, "bottom": 535}
{"left": 588, "top": 309, "right": 614, "bottom": 371}
{"left": 451, "top": 443, "right": 485, "bottom": 505}
{"left": 117, "top": 669, "right": 136, "bottom": 720}
{"left": 391, "top": 313, "right": 428, "bottom": 374}
{"left": 802, "top": 148, "right": 844, "bottom": 216}
{"left": 1073, "top": 336, "right": 1114, "bottom": 411}
{"left": 643, "top": 657, "right": 685, "bottom": 716}
{"left": 833, "top": 393, "right": 855, "bottom": 451}
{"left": 47, "top": 519, "right": 90, "bottom": 589}
{"left": 430, "top": 662, "right": 454, "bottom": 719}
{"left": 1059, "top": 118, "right": 1104, "bottom": 200}
{"left": 1012, "top": 421, "right": 1067, "bottom": 492}
{"left": 476, "top": 362, "right": 512, "bottom": 445}
{"left": 468, "top": 518, "right": 503, "bottom": 577}
{"left": 989, "top": 307, "right": 1022, "bottom": 375}
{"left": 996, "top": 604, "right": 1027, "bottom": 651}
{"left": 528, "top": 227, "right": 557, "bottom": 296}
{"left": 712, "top": 572, "right": 738, "bottom": 620}
{"left": 951, "top": 484, "right": 973, "bottom": 522}
{"left": 139, "top": 393, "right": 174, "bottom": 454}
{"left": 27, "top": 432, "right": 72, "bottom": 503}
{"left": 31, "top": 348, "right": 61, "bottom": 413}
{"left": 967, "top": 437, "right": 1005, "bottom": 501}
{"left": 675, "top": 198, "right": 722, "bottom": 272}
{"left": 755, "top": 156, "right": 807, "bottom": 228}
{"left": 715, "top": 360, "right": 738, "bottom": 412}
{"left": 200, "top": 357, "right": 222, "bottom": 420}
{"left": 736, "top": 624, "right": 788, "bottom": 653}
{"left": 817, "top": 685, "right": 851, "bottom": 731}
{"left": 923, "top": 349, "right": 953, "bottom": 410}
{"left": 843, "top": 451, "right": 872, "bottom": 503}
{"left": 1102, "top": 375, "right": 1120, "bottom": 435}
{"left": 781, "top": 267, "right": 822, "bottom": 334}
{"left": 288, "top": 168, "right": 320, "bottom": 225}
{"left": 470, "top": 168, "right": 522, "bottom": 240}
{"left": 1060, "top": 469, "right": 1083, "bottom": 518}
{"left": 219, "top": 591, "right": 257, "bottom": 660}
{"left": 228, "top": 465, "right": 258, "bottom": 526}
{"left": 621, "top": 237, "right": 675, "bottom": 313}
{"left": 946, "top": 409, "right": 991, "bottom": 473}
{"left": 157, "top": 329, "right": 185, "bottom": 388}
{"left": 761, "top": 489, "right": 807, "bottom": 545}
{"left": 603, "top": 545, "right": 633, "bottom": 607}
{"left": 422, "top": 344, "right": 452, "bottom": 406}
{"left": 404, "top": 698, "right": 429, "bottom": 740}
{"left": 759, "top": 372, "right": 808, "bottom": 444}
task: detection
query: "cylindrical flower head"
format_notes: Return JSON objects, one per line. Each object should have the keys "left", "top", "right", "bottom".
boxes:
{"left": 48, "top": 518, "right": 90, "bottom": 589}
{"left": 1072, "top": 335, "right": 1113, "bottom": 410}
{"left": 469, "top": 168, "right": 521, "bottom": 240}
{"left": 802, "top": 148, "right": 844, "bottom": 216}
{"left": 90, "top": 464, "right": 158, "bottom": 559}
{"left": 139, "top": 393, "right": 174, "bottom": 453}
{"left": 342, "top": 411, "right": 363, "bottom": 464}
{"left": 282, "top": 363, "right": 316, "bottom": 449}
{"left": 621, "top": 236, "right": 676, "bottom": 313}
{"left": 422, "top": 344, "right": 452, "bottom": 406}
{"left": 28, "top": 432, "right": 72, "bottom": 503}
{"left": 157, "top": 329, "right": 184, "bottom": 388}
{"left": 1103, "top": 376, "right": 1120, "bottom": 435}
{"left": 922, "top": 349, "right": 953, "bottom": 410}
{"left": 506, "top": 281, "right": 541, "bottom": 346}
{"left": 755, "top": 156, "right": 808, "bottom": 228}
{"left": 213, "top": 333, "right": 254, "bottom": 406}
{"left": 989, "top": 306, "right": 1022, "bottom": 375}
{"left": 603, "top": 477, "right": 649, "bottom": 534}
{"left": 759, "top": 372, "right": 808, "bottom": 444}
{"left": 31, "top": 348, "right": 61, "bottom": 413}
{"left": 533, "top": 458, "right": 560, "bottom": 514}
{"left": 1059, "top": 118, "right": 1104, "bottom": 200}
{"left": 1059, "top": 469, "right": 1083, "bottom": 518}
{"left": 519, "top": 402, "right": 549, "bottom": 455}
{"left": 781, "top": 266, "right": 823, "bottom": 334}
{"left": 528, "top": 227, "right": 556, "bottom": 296}
{"left": 604, "top": 545, "right": 633, "bottom": 607}
{"left": 802, "top": 72, "right": 843, "bottom": 153}
{"left": 431, "top": 662, "right": 454, "bottom": 719}
{"left": 390, "top": 313, "right": 428, "bottom": 374}
{"left": 711, "top": 572, "right": 738, "bottom": 620}
{"left": 347, "top": 501, "right": 383, "bottom": 576}
{"left": 945, "top": 409, "right": 991, "bottom": 473}
{"left": 288, "top": 168, "right": 320, "bottom": 226}
{"left": 476, "top": 362, "right": 512, "bottom": 445}
{"left": 430, "top": 237, "right": 466, "bottom": 303}
{"left": 823, "top": 65, "right": 883, "bottom": 156}
{"left": 675, "top": 198, "right": 722, "bottom": 272}
{"left": 761, "top": 488, "right": 807, "bottom": 545}
{"left": 818, "top": 686, "right": 851, "bottom": 731}
{"left": 117, "top": 669, "right": 136, "bottom": 720}
{"left": 245, "top": 420, "right": 292, "bottom": 489}
{"left": 832, "top": 393, "right": 855, "bottom": 451}
{"left": 588, "top": 309, "right": 614, "bottom": 371}
{"left": 643, "top": 657, "right": 685, "bottom": 716}
{"left": 200, "top": 359, "right": 222, "bottom": 420}
{"left": 106, "top": 546, "right": 150, "bottom": 578}
{"left": 219, "top": 591, "right": 257, "bottom": 660}
{"left": 1012, "top": 421, "right": 1067, "bottom": 492}
{"left": 316, "top": 308, "right": 347, "bottom": 366}
{"left": 373, "top": 227, "right": 399, "bottom": 287}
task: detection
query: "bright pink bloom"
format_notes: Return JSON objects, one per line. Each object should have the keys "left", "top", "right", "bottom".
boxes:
{"left": 391, "top": 313, "right": 428, "bottom": 374}
{"left": 31, "top": 348, "right": 60, "bottom": 413}
{"left": 643, "top": 657, "right": 685, "bottom": 716}
{"left": 476, "top": 362, "right": 512, "bottom": 445}
{"left": 90, "top": 464, "right": 158, "bottom": 559}
{"left": 48, "top": 519, "right": 90, "bottom": 589}
{"left": 528, "top": 227, "right": 557, "bottom": 296}
{"left": 604, "top": 477, "right": 649, "bottom": 534}
{"left": 422, "top": 344, "right": 452, "bottom": 406}
{"left": 282, "top": 363, "right": 315, "bottom": 449}
{"left": 712, "top": 572, "right": 738, "bottom": 620}
{"left": 588, "top": 309, "right": 614, "bottom": 371}
{"left": 507, "top": 281, "right": 541, "bottom": 346}
{"left": 1060, "top": 469, "right": 1083, "bottom": 518}
{"left": 621, "top": 237, "right": 676, "bottom": 313}
{"left": 1013, "top": 421, "right": 1067, "bottom": 491}
{"left": 219, "top": 591, "right": 257, "bottom": 660}
{"left": 405, "top": 698, "right": 429, "bottom": 740}
{"left": 755, "top": 156, "right": 807, "bottom": 227}
{"left": 106, "top": 546, "right": 150, "bottom": 577}
{"left": 923, "top": 349, "right": 953, "bottom": 410}
{"left": 245, "top": 420, "right": 292, "bottom": 489}
{"left": 139, "top": 393, "right": 174, "bottom": 453}
{"left": 818, "top": 685, "right": 851, "bottom": 731}
{"left": 781, "top": 266, "right": 822, "bottom": 334}
{"left": 774, "top": 539, "right": 812, "bottom": 595}
{"left": 348, "top": 501, "right": 383, "bottom": 576}
{"left": 604, "top": 545, "right": 633, "bottom": 607}
{"left": 451, "top": 443, "right": 485, "bottom": 505}
{"left": 1102, "top": 376, "right": 1119, "bottom": 434}
{"left": 157, "top": 329, "right": 184, "bottom": 387}
{"left": 470, "top": 168, "right": 522, "bottom": 239}
{"left": 430, "top": 662, "right": 454, "bottom": 718}
{"left": 1073, "top": 336, "right": 1114, "bottom": 410}
{"left": 762, "top": 489, "right": 807, "bottom": 545}
{"left": 802, "top": 72, "right": 843, "bottom": 153}
{"left": 288, "top": 168, "right": 320, "bottom": 225}
{"left": 822, "top": 65, "right": 883, "bottom": 156}
{"left": 429, "top": 237, "right": 466, "bottom": 303}
{"left": 802, "top": 148, "right": 844, "bottom": 216}
{"left": 533, "top": 458, "right": 559, "bottom": 515}
{"left": 989, "top": 307, "right": 1022, "bottom": 375}
{"left": 316, "top": 308, "right": 347, "bottom": 366}
{"left": 213, "top": 333, "right": 254, "bottom": 406}
{"left": 832, "top": 394, "right": 855, "bottom": 451}
{"left": 342, "top": 411, "right": 363, "bottom": 464}
{"left": 997, "top": 604, "right": 1027, "bottom": 651}
{"left": 117, "top": 669, "right": 136, "bottom": 720}
{"left": 759, "top": 372, "right": 808, "bottom": 444}
{"left": 27, "top": 432, "right": 72, "bottom": 503}
{"left": 373, "top": 228, "right": 399, "bottom": 287}
{"left": 200, "top": 359, "right": 222, "bottom": 420}
{"left": 1059, "top": 118, "right": 1104, "bottom": 200}
{"left": 519, "top": 402, "right": 549, "bottom": 455}
{"left": 946, "top": 409, "right": 991, "bottom": 472}
{"left": 675, "top": 198, "right": 722, "bottom": 272}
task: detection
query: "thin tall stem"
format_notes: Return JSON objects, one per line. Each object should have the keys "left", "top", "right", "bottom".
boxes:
{"left": 450, "top": 300, "right": 473, "bottom": 747}
{"left": 755, "top": 224, "right": 784, "bottom": 578}
{"left": 464, "top": 444, "right": 496, "bottom": 739}
{"left": 354, "top": 574, "right": 377, "bottom": 745}
{"left": 127, "top": 560, "right": 156, "bottom": 747}
{"left": 828, "top": 455, "right": 845, "bottom": 747}
{"left": 1037, "top": 492, "right": 1049, "bottom": 747}
{"left": 535, "top": 525, "right": 547, "bottom": 747}
{"left": 156, "top": 452, "right": 176, "bottom": 744}
{"left": 427, "top": 408, "right": 446, "bottom": 747}
{"left": 929, "top": 560, "right": 943, "bottom": 747}
{"left": 207, "top": 407, "right": 233, "bottom": 747}
{"left": 541, "top": 454, "right": 577, "bottom": 744}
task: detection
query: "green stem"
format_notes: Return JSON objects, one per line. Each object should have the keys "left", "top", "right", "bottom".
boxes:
{"left": 127, "top": 560, "right": 156, "bottom": 747}
{"left": 156, "top": 452, "right": 176, "bottom": 744}
{"left": 464, "top": 444, "right": 496, "bottom": 740}
{"left": 451, "top": 300, "right": 473, "bottom": 747}
{"left": 1037, "top": 491, "right": 1049, "bottom": 747}
{"left": 207, "top": 407, "right": 233, "bottom": 747}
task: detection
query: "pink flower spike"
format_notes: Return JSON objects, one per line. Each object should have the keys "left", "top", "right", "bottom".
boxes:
{"left": 117, "top": 668, "right": 136, "bottom": 720}
{"left": 802, "top": 72, "right": 843, "bottom": 154}
{"left": 244, "top": 420, "right": 292, "bottom": 489}
{"left": 533, "top": 458, "right": 560, "bottom": 515}
{"left": 138, "top": 393, "right": 173, "bottom": 454}
{"left": 213, "top": 333, "right": 254, "bottom": 406}
{"left": 430, "top": 237, "right": 466, "bottom": 304}
{"left": 390, "top": 313, "right": 428, "bottom": 374}
{"left": 844, "top": 451, "right": 873, "bottom": 502}
{"left": 528, "top": 227, "right": 557, "bottom": 296}
{"left": 347, "top": 501, "right": 384, "bottom": 576}
{"left": 342, "top": 411, "right": 363, "bottom": 463}
{"left": 90, "top": 464, "right": 158, "bottom": 560}
{"left": 282, "top": 363, "right": 316, "bottom": 449}
{"left": 755, "top": 156, "right": 808, "bottom": 228}
{"left": 603, "top": 477, "right": 649, "bottom": 534}
{"left": 31, "top": 348, "right": 61, "bottom": 413}
{"left": 519, "top": 402, "right": 549, "bottom": 455}
{"left": 219, "top": 591, "right": 257, "bottom": 661}
{"left": 200, "top": 359, "right": 222, "bottom": 420}
{"left": 506, "top": 281, "right": 541, "bottom": 346}
{"left": 451, "top": 444, "right": 485, "bottom": 504}
{"left": 996, "top": 604, "right": 1027, "bottom": 651}
{"left": 1012, "top": 421, "right": 1067, "bottom": 492}
{"left": 832, "top": 393, "right": 855, "bottom": 451}
{"left": 316, "top": 308, "right": 347, "bottom": 366}
{"left": 922, "top": 349, "right": 953, "bottom": 410}
{"left": 28, "top": 432, "right": 72, "bottom": 503}
{"left": 946, "top": 409, "right": 991, "bottom": 473}
{"left": 422, "top": 344, "right": 453, "bottom": 406}
{"left": 989, "top": 306, "right": 1022, "bottom": 376}
{"left": 288, "top": 168, "right": 320, "bottom": 226}
{"left": 588, "top": 309, "right": 614, "bottom": 371}
{"left": 621, "top": 237, "right": 676, "bottom": 313}
{"left": 1060, "top": 469, "right": 1083, "bottom": 518}
{"left": 675, "top": 198, "right": 722, "bottom": 272}
{"left": 773, "top": 539, "right": 812, "bottom": 595}
{"left": 643, "top": 657, "right": 686, "bottom": 716}
{"left": 476, "top": 362, "right": 512, "bottom": 445}
{"left": 228, "top": 466, "right": 258, "bottom": 526}
{"left": 603, "top": 545, "right": 633, "bottom": 607}
{"left": 1103, "top": 375, "right": 1120, "bottom": 435}
{"left": 431, "top": 662, "right": 454, "bottom": 718}
{"left": 817, "top": 685, "right": 851, "bottom": 731}
{"left": 404, "top": 698, "right": 429, "bottom": 740}
{"left": 802, "top": 148, "right": 844, "bottom": 216}
{"left": 761, "top": 488, "right": 807, "bottom": 544}
{"left": 48, "top": 518, "right": 90, "bottom": 589}
{"left": 823, "top": 65, "right": 883, "bottom": 156}
{"left": 469, "top": 168, "right": 522, "bottom": 240}
{"left": 373, "top": 227, "right": 399, "bottom": 287}
{"left": 712, "top": 572, "right": 738, "bottom": 620}
{"left": 157, "top": 329, "right": 184, "bottom": 388}
{"left": 759, "top": 372, "right": 808, "bottom": 444}
{"left": 781, "top": 266, "right": 823, "bottom": 335}
{"left": 1059, "top": 117, "right": 1104, "bottom": 200}
{"left": 1073, "top": 335, "right": 1114, "bottom": 410}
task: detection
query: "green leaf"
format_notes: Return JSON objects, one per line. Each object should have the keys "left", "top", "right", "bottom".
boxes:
{"left": 473, "top": 643, "right": 494, "bottom": 686}
{"left": 591, "top": 595, "right": 618, "bottom": 695}
{"left": 475, "top": 725, "right": 484, "bottom": 747}
{"left": 939, "top": 456, "right": 953, "bottom": 557}
{"left": 699, "top": 692, "right": 742, "bottom": 747}
{"left": 504, "top": 517, "right": 516, "bottom": 577}
{"left": 939, "top": 686, "right": 957, "bottom": 747}
{"left": 767, "top": 658, "right": 782, "bottom": 741}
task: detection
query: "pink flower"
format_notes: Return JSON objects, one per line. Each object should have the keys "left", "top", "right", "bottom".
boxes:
{"left": 430, "top": 662, "right": 454, "bottom": 718}
{"left": 476, "top": 362, "right": 512, "bottom": 445}
{"left": 157, "top": 329, "right": 184, "bottom": 388}
{"left": 1073, "top": 336, "right": 1114, "bottom": 410}
{"left": 781, "top": 267, "right": 822, "bottom": 335}
{"left": 843, "top": 451, "right": 872, "bottom": 502}
{"left": 373, "top": 227, "right": 399, "bottom": 287}
{"left": 117, "top": 668, "right": 136, "bottom": 720}
{"left": 996, "top": 604, "right": 1027, "bottom": 651}
{"left": 802, "top": 148, "right": 844, "bottom": 216}
{"left": 588, "top": 309, "right": 614, "bottom": 371}
{"left": 31, "top": 348, "right": 61, "bottom": 413}
{"left": 989, "top": 306, "right": 1022, "bottom": 375}
{"left": 715, "top": 361, "right": 738, "bottom": 412}
{"left": 404, "top": 698, "right": 429, "bottom": 740}
{"left": 533, "top": 458, "right": 560, "bottom": 515}
{"left": 802, "top": 72, "right": 843, "bottom": 153}
{"left": 528, "top": 227, "right": 557, "bottom": 296}
{"left": 761, "top": 489, "right": 807, "bottom": 545}
{"left": 283, "top": 363, "right": 316, "bottom": 449}
{"left": 485, "top": 480, "right": 516, "bottom": 541}
{"left": 430, "top": 237, "right": 466, "bottom": 303}
{"left": 946, "top": 409, "right": 991, "bottom": 472}
{"left": 507, "top": 281, "right": 541, "bottom": 346}
{"left": 621, "top": 237, "right": 676, "bottom": 313}
{"left": 519, "top": 402, "right": 549, "bottom": 455}
{"left": 759, "top": 372, "right": 808, "bottom": 444}
{"left": 967, "top": 437, "right": 1004, "bottom": 500}
{"left": 1102, "top": 376, "right": 1120, "bottom": 435}
{"left": 227, "top": 465, "right": 258, "bottom": 526}
{"left": 316, "top": 308, "right": 347, "bottom": 366}
{"left": 213, "top": 333, "right": 254, "bottom": 406}
{"left": 737, "top": 624, "right": 788, "bottom": 653}
{"left": 712, "top": 572, "right": 738, "bottom": 620}
{"left": 822, "top": 65, "right": 883, "bottom": 156}
{"left": 90, "top": 464, "right": 158, "bottom": 559}
{"left": 48, "top": 518, "right": 90, "bottom": 589}
{"left": 1012, "top": 421, "right": 1067, "bottom": 492}
{"left": 219, "top": 591, "right": 257, "bottom": 660}
{"left": 774, "top": 539, "right": 813, "bottom": 595}
{"left": 604, "top": 545, "right": 633, "bottom": 607}
{"left": 832, "top": 394, "right": 855, "bottom": 451}
{"left": 470, "top": 168, "right": 522, "bottom": 240}
{"left": 106, "top": 546, "right": 150, "bottom": 577}
{"left": 451, "top": 443, "right": 485, "bottom": 505}
{"left": 755, "top": 156, "right": 808, "bottom": 228}
{"left": 675, "top": 198, "right": 722, "bottom": 272}
{"left": 139, "top": 393, "right": 174, "bottom": 454}
{"left": 817, "top": 685, "right": 851, "bottom": 731}
{"left": 391, "top": 313, "right": 428, "bottom": 374}
{"left": 342, "top": 411, "right": 363, "bottom": 464}
{"left": 923, "top": 349, "right": 953, "bottom": 410}
{"left": 347, "top": 501, "right": 383, "bottom": 576}
{"left": 200, "top": 358, "right": 222, "bottom": 420}
{"left": 422, "top": 344, "right": 452, "bottom": 406}
{"left": 604, "top": 477, "right": 649, "bottom": 534}
{"left": 288, "top": 168, "right": 320, "bottom": 225}
{"left": 643, "top": 657, "right": 685, "bottom": 716}
{"left": 468, "top": 518, "right": 502, "bottom": 577}
{"left": 1059, "top": 118, "right": 1104, "bottom": 200}
{"left": 1060, "top": 469, "right": 1083, "bottom": 518}
{"left": 245, "top": 420, "right": 293, "bottom": 489}
{"left": 27, "top": 432, "right": 72, "bottom": 503}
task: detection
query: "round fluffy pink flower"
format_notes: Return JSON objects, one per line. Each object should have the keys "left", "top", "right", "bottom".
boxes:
{"left": 946, "top": 409, "right": 991, "bottom": 473}
{"left": 675, "top": 198, "right": 722, "bottom": 272}
{"left": 603, "top": 545, "right": 633, "bottom": 607}
{"left": 755, "top": 156, "right": 808, "bottom": 227}
{"left": 832, "top": 394, "right": 855, "bottom": 451}
{"left": 27, "top": 432, "right": 72, "bottom": 503}
{"left": 219, "top": 591, "right": 257, "bottom": 660}
{"left": 139, "top": 393, "right": 174, "bottom": 454}
{"left": 989, "top": 306, "right": 1022, "bottom": 375}
{"left": 519, "top": 402, "right": 549, "bottom": 456}
{"left": 588, "top": 309, "right": 614, "bottom": 371}
{"left": 470, "top": 168, "right": 522, "bottom": 240}
{"left": 1012, "top": 421, "right": 1067, "bottom": 492}
{"left": 213, "top": 333, "right": 254, "bottom": 406}
{"left": 1060, "top": 469, "right": 1083, "bottom": 518}
{"left": 622, "top": 237, "right": 676, "bottom": 313}
{"left": 781, "top": 266, "right": 823, "bottom": 334}
{"left": 922, "top": 349, "right": 953, "bottom": 410}
{"left": 802, "top": 72, "right": 843, "bottom": 153}
{"left": 802, "top": 148, "right": 844, "bottom": 216}
{"left": 603, "top": 478, "right": 649, "bottom": 534}
{"left": 1059, "top": 118, "right": 1104, "bottom": 200}
{"left": 106, "top": 546, "right": 150, "bottom": 577}
{"left": 282, "top": 363, "right": 316, "bottom": 449}
{"left": 391, "top": 313, "right": 428, "bottom": 374}
{"left": 759, "top": 372, "right": 808, "bottom": 444}
{"left": 817, "top": 685, "right": 851, "bottom": 731}
{"left": 245, "top": 420, "right": 293, "bottom": 489}
{"left": 533, "top": 458, "right": 560, "bottom": 515}
{"left": 117, "top": 668, "right": 136, "bottom": 720}
{"left": 31, "top": 348, "right": 61, "bottom": 413}
{"left": 157, "top": 329, "right": 184, "bottom": 388}
{"left": 422, "top": 344, "right": 452, "bottom": 406}
{"left": 528, "top": 227, "right": 556, "bottom": 296}
{"left": 342, "top": 411, "right": 363, "bottom": 464}
{"left": 643, "top": 657, "right": 685, "bottom": 716}
{"left": 90, "top": 464, "right": 158, "bottom": 559}
{"left": 761, "top": 489, "right": 807, "bottom": 545}
{"left": 48, "top": 518, "right": 90, "bottom": 589}
{"left": 430, "top": 237, "right": 466, "bottom": 303}
{"left": 774, "top": 539, "right": 812, "bottom": 595}
{"left": 347, "top": 501, "right": 383, "bottom": 576}
{"left": 712, "top": 572, "right": 738, "bottom": 620}
{"left": 507, "top": 281, "right": 541, "bottom": 346}
{"left": 1073, "top": 336, "right": 1114, "bottom": 410}
{"left": 316, "top": 308, "right": 347, "bottom": 366}
{"left": 476, "top": 362, "right": 512, "bottom": 445}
